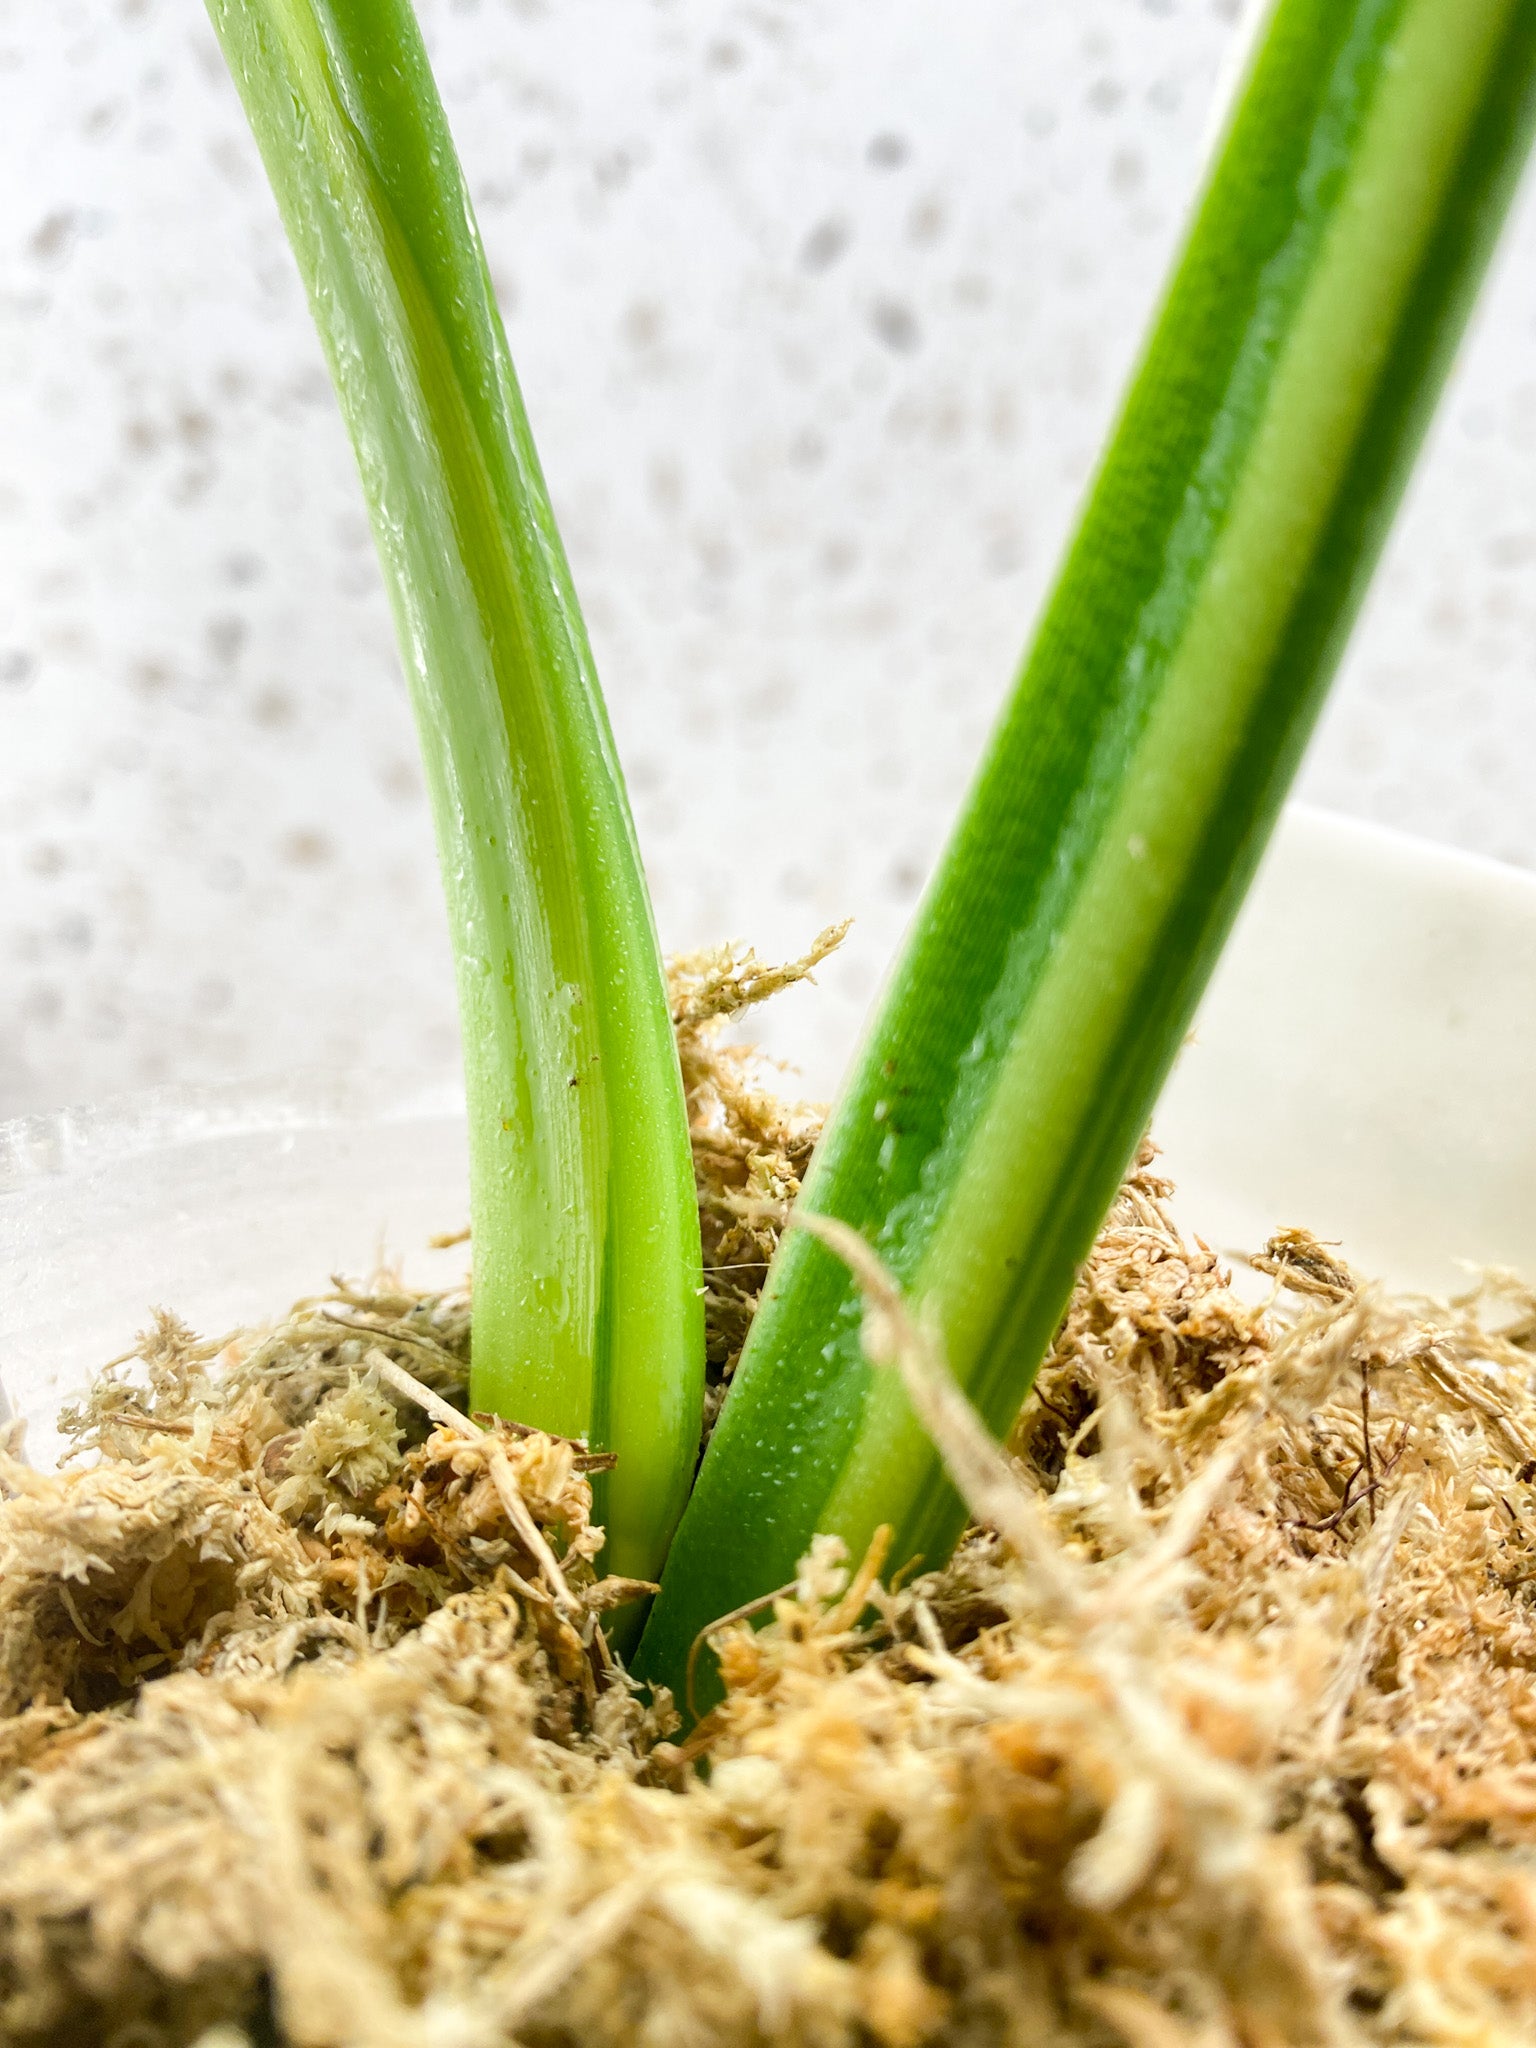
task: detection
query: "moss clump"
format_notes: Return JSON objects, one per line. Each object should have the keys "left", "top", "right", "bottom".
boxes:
{"left": 3, "top": 953, "right": 1536, "bottom": 2045}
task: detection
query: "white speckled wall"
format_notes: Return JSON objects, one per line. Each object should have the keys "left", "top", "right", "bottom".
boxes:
{"left": 4, "top": 0, "right": 1535, "bottom": 1117}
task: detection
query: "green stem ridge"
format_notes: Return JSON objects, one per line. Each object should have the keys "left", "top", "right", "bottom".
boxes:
{"left": 638, "top": 0, "right": 1536, "bottom": 1705}
{"left": 206, "top": 0, "right": 703, "bottom": 1583}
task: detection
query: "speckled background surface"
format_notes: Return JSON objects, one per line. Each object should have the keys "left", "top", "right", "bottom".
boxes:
{"left": 4, "top": 0, "right": 1536, "bottom": 1118}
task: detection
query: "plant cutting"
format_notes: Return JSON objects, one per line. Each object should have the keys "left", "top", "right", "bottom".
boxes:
{"left": 3, "top": 0, "right": 1536, "bottom": 2039}
{"left": 205, "top": 0, "right": 1536, "bottom": 1693}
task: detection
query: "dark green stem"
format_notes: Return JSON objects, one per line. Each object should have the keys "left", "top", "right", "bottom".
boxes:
{"left": 639, "top": 0, "right": 1536, "bottom": 1709}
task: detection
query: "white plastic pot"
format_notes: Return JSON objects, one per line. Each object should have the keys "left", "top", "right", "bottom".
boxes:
{"left": 4, "top": 803, "right": 1535, "bottom": 1468}
{"left": 1158, "top": 805, "right": 1536, "bottom": 1299}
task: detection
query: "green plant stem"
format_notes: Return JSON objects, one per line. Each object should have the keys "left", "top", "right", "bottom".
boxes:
{"left": 638, "top": 0, "right": 1536, "bottom": 1708}
{"left": 206, "top": 0, "right": 703, "bottom": 1586}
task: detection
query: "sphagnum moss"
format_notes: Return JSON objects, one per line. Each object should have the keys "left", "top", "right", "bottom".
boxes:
{"left": 4, "top": 976, "right": 1536, "bottom": 2044}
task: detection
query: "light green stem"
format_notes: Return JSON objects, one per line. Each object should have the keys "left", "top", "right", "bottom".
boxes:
{"left": 206, "top": 0, "right": 703, "bottom": 1585}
